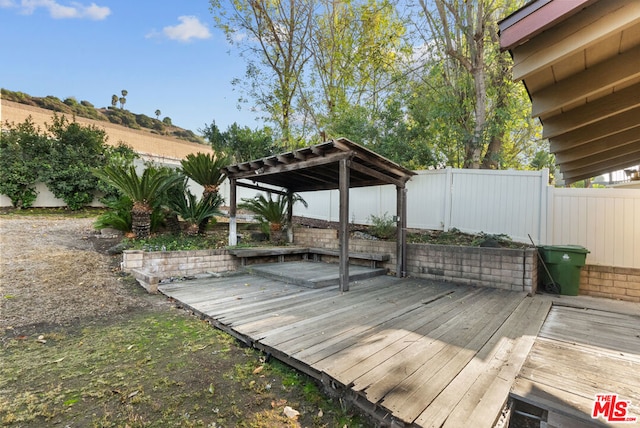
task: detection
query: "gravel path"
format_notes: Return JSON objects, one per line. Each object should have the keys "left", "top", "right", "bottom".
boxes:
{"left": 0, "top": 216, "right": 163, "bottom": 332}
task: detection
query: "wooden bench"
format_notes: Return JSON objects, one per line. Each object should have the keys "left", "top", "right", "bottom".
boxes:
{"left": 307, "top": 247, "right": 390, "bottom": 268}
{"left": 227, "top": 246, "right": 390, "bottom": 268}
{"left": 227, "top": 246, "right": 311, "bottom": 266}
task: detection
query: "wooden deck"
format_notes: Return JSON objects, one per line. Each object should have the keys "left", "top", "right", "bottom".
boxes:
{"left": 159, "top": 261, "right": 552, "bottom": 427}
{"left": 511, "top": 296, "right": 640, "bottom": 427}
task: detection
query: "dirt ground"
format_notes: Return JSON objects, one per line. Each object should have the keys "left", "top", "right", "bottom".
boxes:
{"left": 0, "top": 215, "right": 370, "bottom": 427}
{"left": 0, "top": 215, "right": 165, "bottom": 333}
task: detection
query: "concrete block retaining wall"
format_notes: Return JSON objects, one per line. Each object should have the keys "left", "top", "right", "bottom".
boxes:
{"left": 121, "top": 249, "right": 238, "bottom": 293}
{"left": 293, "top": 227, "right": 537, "bottom": 294}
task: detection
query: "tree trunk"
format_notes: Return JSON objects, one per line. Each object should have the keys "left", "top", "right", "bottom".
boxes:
{"left": 131, "top": 202, "right": 152, "bottom": 239}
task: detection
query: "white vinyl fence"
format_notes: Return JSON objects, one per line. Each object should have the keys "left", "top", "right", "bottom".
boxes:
{"left": 286, "top": 168, "right": 639, "bottom": 269}
{"left": 3, "top": 167, "right": 639, "bottom": 269}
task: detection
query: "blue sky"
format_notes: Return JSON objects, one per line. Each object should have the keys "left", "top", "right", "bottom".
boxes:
{"left": 0, "top": 0, "right": 260, "bottom": 134}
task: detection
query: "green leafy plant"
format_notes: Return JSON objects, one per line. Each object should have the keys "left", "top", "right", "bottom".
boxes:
{"left": 93, "top": 164, "right": 184, "bottom": 238}
{"left": 40, "top": 115, "right": 109, "bottom": 210}
{"left": 239, "top": 193, "right": 307, "bottom": 243}
{"left": 0, "top": 118, "right": 48, "bottom": 208}
{"left": 180, "top": 152, "right": 230, "bottom": 233}
{"left": 368, "top": 212, "right": 397, "bottom": 240}
{"left": 93, "top": 196, "right": 133, "bottom": 232}
{"left": 169, "top": 191, "right": 224, "bottom": 236}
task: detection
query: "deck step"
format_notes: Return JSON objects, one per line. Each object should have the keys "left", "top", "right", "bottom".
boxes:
{"left": 242, "top": 261, "right": 388, "bottom": 288}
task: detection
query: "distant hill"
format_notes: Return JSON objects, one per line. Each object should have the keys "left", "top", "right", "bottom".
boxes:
{"left": 1, "top": 96, "right": 214, "bottom": 161}
{"left": 0, "top": 88, "right": 206, "bottom": 145}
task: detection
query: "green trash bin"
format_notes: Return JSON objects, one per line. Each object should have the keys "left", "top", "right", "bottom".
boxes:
{"left": 538, "top": 245, "right": 589, "bottom": 296}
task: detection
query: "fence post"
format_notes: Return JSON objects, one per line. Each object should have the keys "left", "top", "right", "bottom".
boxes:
{"left": 537, "top": 168, "right": 549, "bottom": 245}
{"left": 443, "top": 167, "right": 453, "bottom": 232}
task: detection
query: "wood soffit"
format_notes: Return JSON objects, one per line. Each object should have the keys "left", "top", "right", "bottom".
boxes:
{"left": 499, "top": 0, "right": 640, "bottom": 183}
{"left": 222, "top": 137, "right": 416, "bottom": 193}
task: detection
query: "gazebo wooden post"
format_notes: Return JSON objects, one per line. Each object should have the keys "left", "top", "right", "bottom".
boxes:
{"left": 339, "top": 158, "right": 350, "bottom": 292}
{"left": 396, "top": 185, "right": 407, "bottom": 277}
{"left": 286, "top": 191, "right": 294, "bottom": 243}
{"left": 228, "top": 178, "right": 237, "bottom": 246}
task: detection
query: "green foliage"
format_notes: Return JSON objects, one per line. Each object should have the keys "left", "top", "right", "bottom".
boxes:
{"left": 0, "top": 116, "right": 138, "bottom": 210}
{"left": 0, "top": 118, "right": 49, "bottom": 208}
{"left": 105, "top": 108, "right": 140, "bottom": 129}
{"left": 124, "top": 234, "right": 224, "bottom": 252}
{"left": 171, "top": 129, "right": 202, "bottom": 144}
{"left": 93, "top": 164, "right": 184, "bottom": 212}
{"left": 239, "top": 193, "right": 307, "bottom": 231}
{"left": 169, "top": 192, "right": 224, "bottom": 235}
{"left": 134, "top": 113, "right": 154, "bottom": 128}
{"left": 93, "top": 196, "right": 133, "bottom": 231}
{"left": 201, "top": 121, "right": 278, "bottom": 162}
{"left": 39, "top": 115, "right": 108, "bottom": 210}
{"left": 368, "top": 212, "right": 396, "bottom": 240}
{"left": 163, "top": 117, "right": 173, "bottom": 126}
{"left": 179, "top": 152, "right": 230, "bottom": 195}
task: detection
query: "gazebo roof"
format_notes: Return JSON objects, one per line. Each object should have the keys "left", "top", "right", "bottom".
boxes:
{"left": 222, "top": 137, "right": 415, "bottom": 192}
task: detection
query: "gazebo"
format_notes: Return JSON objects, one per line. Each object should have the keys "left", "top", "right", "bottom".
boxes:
{"left": 222, "top": 137, "right": 416, "bottom": 292}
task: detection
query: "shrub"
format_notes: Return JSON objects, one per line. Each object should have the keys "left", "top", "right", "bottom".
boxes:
{"left": 41, "top": 115, "right": 109, "bottom": 210}
{"left": 0, "top": 118, "right": 49, "bottom": 208}
{"left": 368, "top": 212, "right": 397, "bottom": 240}
{"left": 135, "top": 113, "right": 154, "bottom": 129}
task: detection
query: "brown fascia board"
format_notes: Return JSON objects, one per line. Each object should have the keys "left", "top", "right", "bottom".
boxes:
{"left": 499, "top": 0, "right": 598, "bottom": 50}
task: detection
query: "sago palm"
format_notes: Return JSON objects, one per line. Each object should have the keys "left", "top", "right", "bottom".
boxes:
{"left": 169, "top": 191, "right": 224, "bottom": 236}
{"left": 239, "top": 193, "right": 307, "bottom": 243}
{"left": 94, "top": 164, "right": 183, "bottom": 238}
{"left": 180, "top": 152, "right": 230, "bottom": 199}
{"left": 180, "top": 152, "right": 230, "bottom": 232}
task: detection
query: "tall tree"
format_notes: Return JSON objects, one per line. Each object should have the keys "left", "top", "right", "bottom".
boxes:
{"left": 120, "top": 89, "right": 128, "bottom": 109}
{"left": 210, "top": 0, "right": 314, "bottom": 147}
{"left": 416, "top": 0, "right": 531, "bottom": 168}
{"left": 305, "top": 0, "right": 409, "bottom": 134}
{"left": 155, "top": 109, "right": 161, "bottom": 119}
{"left": 111, "top": 94, "right": 118, "bottom": 108}
{"left": 201, "top": 120, "right": 278, "bottom": 162}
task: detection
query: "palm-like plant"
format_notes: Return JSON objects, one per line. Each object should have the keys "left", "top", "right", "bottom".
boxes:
{"left": 94, "top": 164, "right": 184, "bottom": 238}
{"left": 169, "top": 191, "right": 224, "bottom": 236}
{"left": 180, "top": 152, "right": 230, "bottom": 199}
{"left": 180, "top": 152, "right": 230, "bottom": 232}
{"left": 239, "top": 193, "right": 307, "bottom": 243}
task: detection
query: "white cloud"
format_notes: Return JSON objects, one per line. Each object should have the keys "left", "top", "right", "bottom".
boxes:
{"left": 162, "top": 16, "right": 211, "bottom": 42}
{"left": 4, "top": 0, "right": 110, "bottom": 20}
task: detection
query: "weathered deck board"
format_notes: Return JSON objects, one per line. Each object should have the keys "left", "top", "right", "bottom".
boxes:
{"left": 415, "top": 294, "right": 552, "bottom": 427}
{"left": 159, "top": 263, "right": 639, "bottom": 427}
{"left": 511, "top": 304, "right": 640, "bottom": 426}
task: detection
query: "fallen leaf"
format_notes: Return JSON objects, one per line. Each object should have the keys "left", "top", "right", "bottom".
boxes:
{"left": 127, "top": 344, "right": 134, "bottom": 350}
{"left": 283, "top": 406, "right": 300, "bottom": 420}
{"left": 253, "top": 365, "right": 263, "bottom": 375}
{"left": 127, "top": 390, "right": 139, "bottom": 399}
{"left": 51, "top": 357, "right": 65, "bottom": 364}
{"left": 317, "top": 409, "right": 323, "bottom": 418}
{"left": 208, "top": 383, "right": 215, "bottom": 395}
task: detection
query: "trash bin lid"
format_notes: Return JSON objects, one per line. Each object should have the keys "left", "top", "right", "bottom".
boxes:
{"left": 539, "top": 245, "right": 590, "bottom": 254}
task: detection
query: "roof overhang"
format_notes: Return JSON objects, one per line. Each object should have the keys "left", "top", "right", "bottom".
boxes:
{"left": 499, "top": 0, "right": 640, "bottom": 183}
{"left": 223, "top": 137, "right": 416, "bottom": 193}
